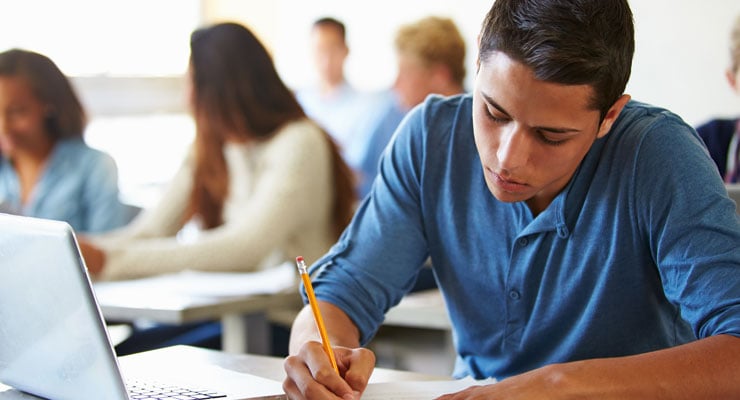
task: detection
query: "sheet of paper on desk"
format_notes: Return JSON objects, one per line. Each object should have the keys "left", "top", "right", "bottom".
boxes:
{"left": 362, "top": 377, "right": 496, "bottom": 399}
{"left": 94, "top": 261, "right": 297, "bottom": 299}
{"left": 169, "top": 262, "right": 297, "bottom": 297}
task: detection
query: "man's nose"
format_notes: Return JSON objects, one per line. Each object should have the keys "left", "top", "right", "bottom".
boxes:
{"left": 496, "top": 125, "right": 531, "bottom": 171}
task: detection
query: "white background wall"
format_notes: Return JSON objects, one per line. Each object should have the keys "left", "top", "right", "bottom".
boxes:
{"left": 628, "top": 0, "right": 740, "bottom": 125}
{"left": 208, "top": 0, "right": 740, "bottom": 126}
{"left": 2, "top": 0, "right": 737, "bottom": 126}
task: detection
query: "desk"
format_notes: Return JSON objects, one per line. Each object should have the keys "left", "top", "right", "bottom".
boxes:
{"left": 94, "top": 276, "right": 302, "bottom": 354}
{"left": 0, "top": 345, "right": 449, "bottom": 399}
{"left": 269, "top": 290, "right": 456, "bottom": 376}
{"left": 379, "top": 289, "right": 456, "bottom": 375}
{"left": 384, "top": 289, "right": 451, "bottom": 330}
{"left": 270, "top": 289, "right": 451, "bottom": 331}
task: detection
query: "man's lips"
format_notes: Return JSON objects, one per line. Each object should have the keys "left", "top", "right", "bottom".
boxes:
{"left": 489, "top": 169, "right": 528, "bottom": 193}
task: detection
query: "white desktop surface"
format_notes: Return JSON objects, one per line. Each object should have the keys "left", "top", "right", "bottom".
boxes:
{"left": 0, "top": 345, "right": 453, "bottom": 399}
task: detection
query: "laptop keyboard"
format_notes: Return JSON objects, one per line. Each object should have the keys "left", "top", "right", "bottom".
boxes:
{"left": 127, "top": 380, "right": 227, "bottom": 400}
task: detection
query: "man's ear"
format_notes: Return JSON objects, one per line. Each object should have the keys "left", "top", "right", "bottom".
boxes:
{"left": 726, "top": 68, "right": 739, "bottom": 94}
{"left": 596, "top": 94, "right": 631, "bottom": 139}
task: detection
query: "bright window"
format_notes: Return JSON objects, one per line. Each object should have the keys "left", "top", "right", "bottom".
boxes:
{"left": 0, "top": 0, "right": 199, "bottom": 76}
{"left": 0, "top": 0, "right": 200, "bottom": 207}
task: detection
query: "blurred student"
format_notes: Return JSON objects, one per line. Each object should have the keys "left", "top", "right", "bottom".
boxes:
{"left": 0, "top": 48, "right": 129, "bottom": 233}
{"left": 295, "top": 17, "right": 369, "bottom": 172}
{"left": 696, "top": 14, "right": 740, "bottom": 183}
{"left": 356, "top": 16, "right": 466, "bottom": 198}
{"left": 79, "top": 22, "right": 355, "bottom": 282}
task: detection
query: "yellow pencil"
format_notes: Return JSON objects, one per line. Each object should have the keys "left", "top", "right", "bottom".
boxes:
{"left": 295, "top": 256, "right": 339, "bottom": 373}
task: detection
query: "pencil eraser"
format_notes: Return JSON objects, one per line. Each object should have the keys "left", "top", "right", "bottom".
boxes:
{"left": 296, "top": 256, "right": 304, "bottom": 263}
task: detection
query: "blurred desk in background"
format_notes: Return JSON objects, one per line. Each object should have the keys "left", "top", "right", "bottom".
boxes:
{"left": 384, "top": 289, "right": 451, "bottom": 330}
{"left": 93, "top": 263, "right": 302, "bottom": 354}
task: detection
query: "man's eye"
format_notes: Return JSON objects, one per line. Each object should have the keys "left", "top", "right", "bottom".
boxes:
{"left": 538, "top": 131, "right": 567, "bottom": 146}
{"left": 485, "top": 108, "right": 508, "bottom": 123}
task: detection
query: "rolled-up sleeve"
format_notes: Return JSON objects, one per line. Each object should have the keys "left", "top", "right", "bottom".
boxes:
{"left": 308, "top": 104, "right": 433, "bottom": 345}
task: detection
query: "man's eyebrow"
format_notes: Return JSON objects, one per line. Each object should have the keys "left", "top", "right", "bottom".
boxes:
{"left": 481, "top": 92, "right": 581, "bottom": 134}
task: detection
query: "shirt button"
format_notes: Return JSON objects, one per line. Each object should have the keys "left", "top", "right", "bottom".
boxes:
{"left": 517, "top": 237, "right": 528, "bottom": 246}
{"left": 508, "top": 290, "right": 521, "bottom": 300}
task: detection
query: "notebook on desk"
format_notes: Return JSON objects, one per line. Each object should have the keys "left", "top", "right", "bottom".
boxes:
{"left": 0, "top": 213, "right": 285, "bottom": 400}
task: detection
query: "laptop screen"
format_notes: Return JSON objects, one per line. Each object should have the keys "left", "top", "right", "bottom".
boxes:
{"left": 0, "top": 214, "right": 128, "bottom": 400}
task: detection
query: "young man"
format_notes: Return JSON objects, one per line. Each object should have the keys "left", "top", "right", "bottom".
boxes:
{"left": 295, "top": 17, "right": 369, "bottom": 172}
{"left": 284, "top": 1, "right": 740, "bottom": 398}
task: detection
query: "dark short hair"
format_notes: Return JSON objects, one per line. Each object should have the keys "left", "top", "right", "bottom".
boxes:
{"left": 313, "top": 17, "right": 346, "bottom": 42}
{"left": 479, "top": 0, "right": 634, "bottom": 119}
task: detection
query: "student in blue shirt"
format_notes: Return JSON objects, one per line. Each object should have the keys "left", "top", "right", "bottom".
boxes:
{"left": 295, "top": 17, "right": 371, "bottom": 174}
{"left": 356, "top": 16, "right": 467, "bottom": 199}
{"left": 0, "top": 48, "right": 129, "bottom": 233}
{"left": 283, "top": 0, "right": 740, "bottom": 398}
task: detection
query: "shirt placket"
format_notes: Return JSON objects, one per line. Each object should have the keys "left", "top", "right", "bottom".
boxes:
{"left": 503, "top": 233, "right": 532, "bottom": 348}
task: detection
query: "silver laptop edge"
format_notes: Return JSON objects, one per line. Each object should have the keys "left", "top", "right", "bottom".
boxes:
{"left": 0, "top": 214, "right": 285, "bottom": 400}
{"left": 0, "top": 214, "right": 129, "bottom": 400}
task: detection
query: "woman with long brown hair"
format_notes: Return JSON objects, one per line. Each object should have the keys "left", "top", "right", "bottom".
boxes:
{"left": 80, "top": 22, "right": 355, "bottom": 281}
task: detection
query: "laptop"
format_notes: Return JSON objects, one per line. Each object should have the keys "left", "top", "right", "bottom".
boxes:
{"left": 727, "top": 183, "right": 740, "bottom": 214}
{"left": 0, "top": 213, "right": 286, "bottom": 400}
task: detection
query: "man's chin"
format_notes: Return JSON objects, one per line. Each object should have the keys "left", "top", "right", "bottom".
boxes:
{"left": 487, "top": 183, "right": 531, "bottom": 204}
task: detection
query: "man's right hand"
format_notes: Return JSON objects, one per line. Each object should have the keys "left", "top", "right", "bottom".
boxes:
{"left": 283, "top": 340, "right": 376, "bottom": 400}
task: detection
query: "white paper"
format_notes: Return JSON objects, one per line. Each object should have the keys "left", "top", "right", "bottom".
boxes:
{"left": 361, "top": 377, "right": 496, "bottom": 399}
{"left": 160, "top": 262, "right": 297, "bottom": 297}
{"left": 93, "top": 261, "right": 297, "bottom": 300}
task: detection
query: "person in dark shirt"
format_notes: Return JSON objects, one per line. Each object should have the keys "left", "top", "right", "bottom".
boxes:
{"left": 696, "top": 14, "right": 740, "bottom": 183}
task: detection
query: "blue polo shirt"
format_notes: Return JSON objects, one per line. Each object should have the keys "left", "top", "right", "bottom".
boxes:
{"left": 308, "top": 94, "right": 740, "bottom": 380}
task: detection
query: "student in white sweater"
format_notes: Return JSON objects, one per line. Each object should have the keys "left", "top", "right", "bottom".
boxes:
{"left": 79, "top": 22, "right": 356, "bottom": 282}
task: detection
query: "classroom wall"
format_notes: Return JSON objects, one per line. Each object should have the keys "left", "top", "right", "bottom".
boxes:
{"left": 203, "top": 0, "right": 740, "bottom": 126}
{"left": 3, "top": 1, "right": 738, "bottom": 206}
{"left": 2, "top": 1, "right": 736, "bottom": 126}
{"left": 629, "top": 0, "right": 740, "bottom": 125}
